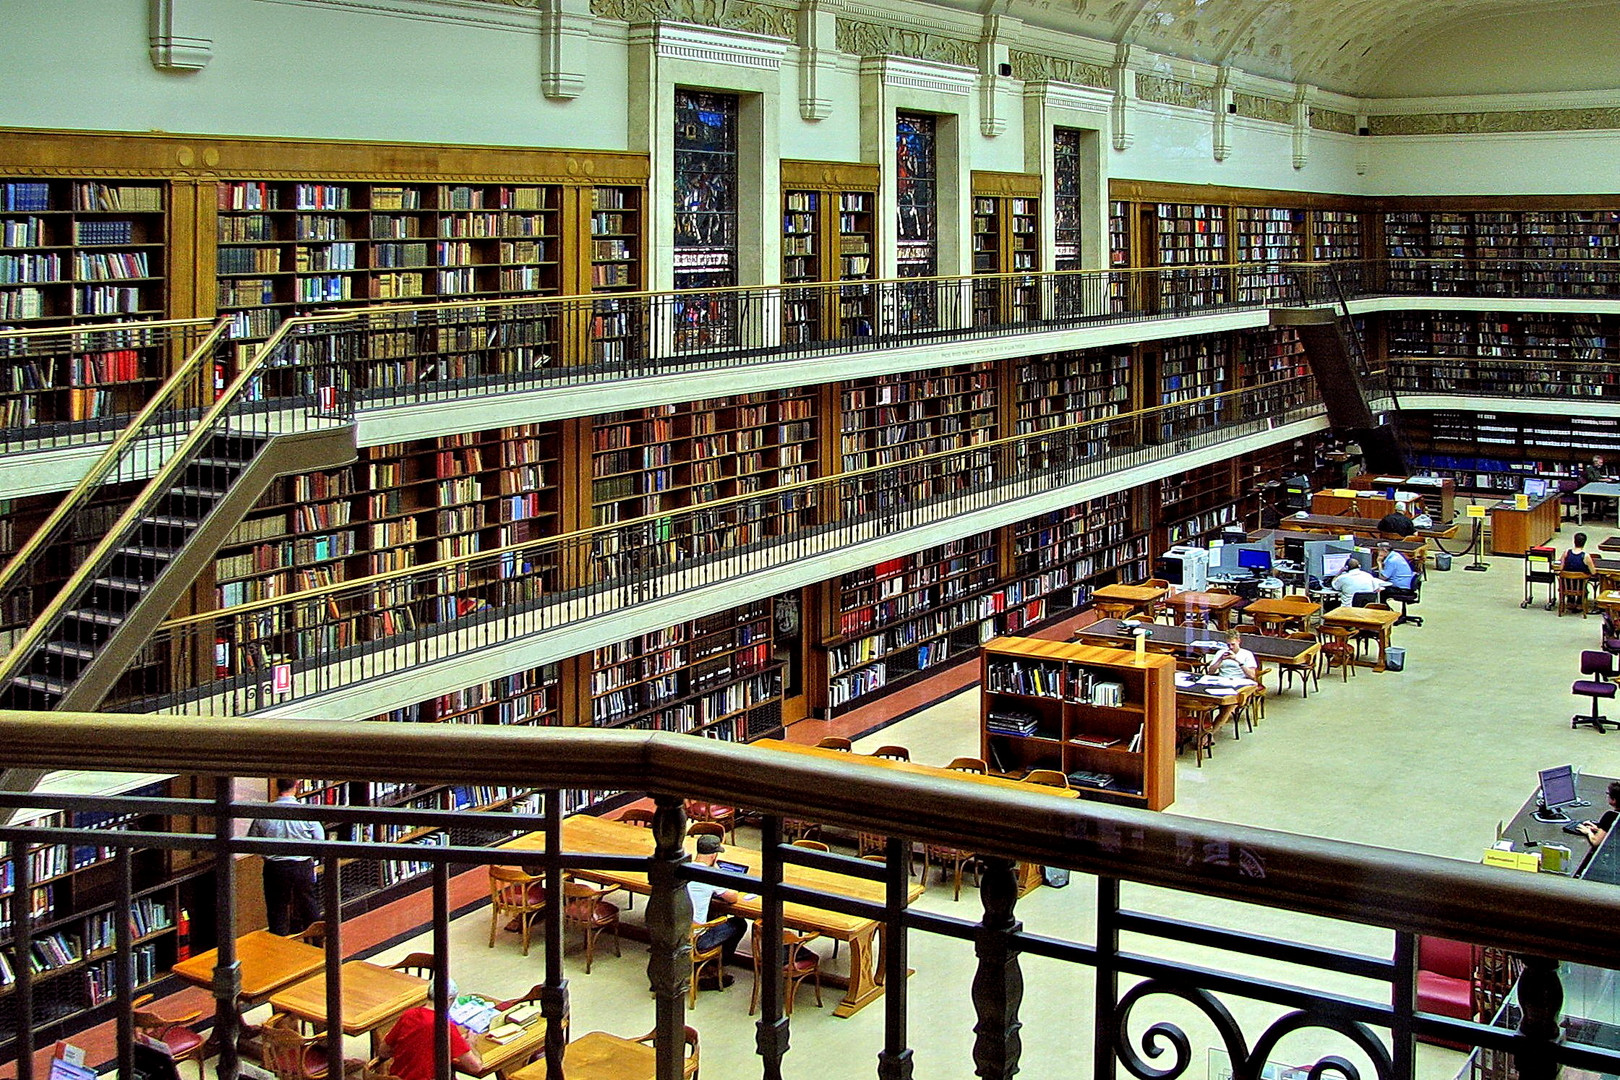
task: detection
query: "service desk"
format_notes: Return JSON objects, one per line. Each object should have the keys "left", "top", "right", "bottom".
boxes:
{"left": 1489, "top": 494, "right": 1560, "bottom": 556}
{"left": 1351, "top": 475, "right": 1456, "bottom": 522}
{"left": 1310, "top": 490, "right": 1422, "bottom": 521}
{"left": 1501, "top": 773, "right": 1617, "bottom": 866}
{"left": 504, "top": 813, "right": 923, "bottom": 1018}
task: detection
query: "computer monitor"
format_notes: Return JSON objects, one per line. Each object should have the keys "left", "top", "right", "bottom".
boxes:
{"left": 1320, "top": 551, "right": 1352, "bottom": 578}
{"left": 1523, "top": 477, "right": 1549, "bottom": 499}
{"left": 1237, "top": 547, "right": 1272, "bottom": 572}
{"left": 1535, "top": 764, "right": 1579, "bottom": 822}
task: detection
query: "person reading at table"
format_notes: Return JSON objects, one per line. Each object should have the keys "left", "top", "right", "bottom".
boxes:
{"left": 378, "top": 977, "right": 485, "bottom": 1080}
{"left": 1564, "top": 533, "right": 1598, "bottom": 576}
{"left": 1205, "top": 630, "right": 1258, "bottom": 683}
{"left": 1575, "top": 781, "right": 1620, "bottom": 876}
{"left": 689, "top": 834, "right": 746, "bottom": 987}
{"left": 248, "top": 779, "right": 324, "bottom": 936}
{"left": 1330, "top": 558, "right": 1387, "bottom": 609}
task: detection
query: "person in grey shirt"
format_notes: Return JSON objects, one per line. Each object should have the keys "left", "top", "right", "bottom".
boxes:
{"left": 248, "top": 778, "right": 325, "bottom": 935}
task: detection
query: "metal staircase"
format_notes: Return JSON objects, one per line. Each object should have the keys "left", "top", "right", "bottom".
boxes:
{"left": 0, "top": 318, "right": 357, "bottom": 722}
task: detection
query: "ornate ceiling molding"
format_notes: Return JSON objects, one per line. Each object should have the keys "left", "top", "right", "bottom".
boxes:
{"left": 1369, "top": 108, "right": 1620, "bottom": 136}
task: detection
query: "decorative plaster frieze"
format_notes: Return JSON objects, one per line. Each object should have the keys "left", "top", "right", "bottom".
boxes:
{"left": 1006, "top": 50, "right": 1109, "bottom": 90}
{"left": 1308, "top": 107, "right": 1356, "bottom": 134}
{"left": 1368, "top": 108, "right": 1620, "bottom": 135}
{"left": 631, "top": 21, "right": 789, "bottom": 68}
{"left": 835, "top": 17, "right": 975, "bottom": 68}
{"left": 858, "top": 54, "right": 974, "bottom": 96}
{"left": 1135, "top": 72, "right": 1212, "bottom": 112}
{"left": 1233, "top": 92, "right": 1288, "bottom": 124}
{"left": 593, "top": 0, "right": 793, "bottom": 37}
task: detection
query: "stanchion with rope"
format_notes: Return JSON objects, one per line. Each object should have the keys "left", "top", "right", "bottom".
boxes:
{"left": 1459, "top": 504, "right": 1489, "bottom": 572}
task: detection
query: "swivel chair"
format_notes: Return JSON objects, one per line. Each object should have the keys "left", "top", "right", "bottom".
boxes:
{"left": 1573, "top": 649, "right": 1616, "bottom": 733}
{"left": 1385, "top": 579, "right": 1424, "bottom": 627}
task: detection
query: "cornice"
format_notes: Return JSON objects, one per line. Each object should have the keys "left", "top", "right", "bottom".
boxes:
{"left": 253, "top": 0, "right": 540, "bottom": 32}
{"left": 858, "top": 55, "right": 975, "bottom": 96}
{"left": 1363, "top": 87, "right": 1620, "bottom": 115}
{"left": 630, "top": 21, "right": 790, "bottom": 67}
{"left": 1021, "top": 79, "right": 1111, "bottom": 114}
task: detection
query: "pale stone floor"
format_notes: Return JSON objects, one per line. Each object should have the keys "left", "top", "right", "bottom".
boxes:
{"left": 314, "top": 525, "right": 1620, "bottom": 1079}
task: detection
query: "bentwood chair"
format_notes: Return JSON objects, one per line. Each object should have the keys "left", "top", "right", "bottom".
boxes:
{"left": 132, "top": 994, "right": 207, "bottom": 1080}
{"left": 488, "top": 865, "right": 546, "bottom": 955}
{"left": 563, "top": 877, "right": 622, "bottom": 973}
{"left": 634, "top": 1026, "right": 700, "bottom": 1080}
{"left": 748, "top": 920, "right": 824, "bottom": 1016}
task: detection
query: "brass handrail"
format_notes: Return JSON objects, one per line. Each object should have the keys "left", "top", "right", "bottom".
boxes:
{"left": 2, "top": 710, "right": 1617, "bottom": 968}
{"left": 151, "top": 373, "right": 1321, "bottom": 630}
{"left": 0, "top": 317, "right": 234, "bottom": 606}
{"left": 0, "top": 316, "right": 214, "bottom": 343}
{"left": 0, "top": 310, "right": 356, "bottom": 690}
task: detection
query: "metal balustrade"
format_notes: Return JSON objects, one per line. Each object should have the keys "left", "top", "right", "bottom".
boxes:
{"left": 114, "top": 373, "right": 1324, "bottom": 716}
{"left": 0, "top": 714, "right": 1617, "bottom": 1080}
{"left": 1389, "top": 357, "right": 1620, "bottom": 402}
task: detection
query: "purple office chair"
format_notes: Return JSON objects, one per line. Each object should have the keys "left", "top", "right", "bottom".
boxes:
{"left": 1573, "top": 650, "right": 1616, "bottom": 733}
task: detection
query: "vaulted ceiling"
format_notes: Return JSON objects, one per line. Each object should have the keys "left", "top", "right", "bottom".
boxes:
{"left": 958, "top": 0, "right": 1620, "bottom": 98}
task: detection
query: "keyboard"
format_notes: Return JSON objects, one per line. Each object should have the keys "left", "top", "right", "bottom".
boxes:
{"left": 1562, "top": 822, "right": 1588, "bottom": 836}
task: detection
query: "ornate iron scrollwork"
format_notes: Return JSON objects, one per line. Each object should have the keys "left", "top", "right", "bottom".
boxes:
{"left": 1114, "top": 979, "right": 1393, "bottom": 1080}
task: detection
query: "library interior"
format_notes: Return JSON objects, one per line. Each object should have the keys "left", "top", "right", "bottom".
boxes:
{"left": 4, "top": 1, "right": 1620, "bottom": 1078}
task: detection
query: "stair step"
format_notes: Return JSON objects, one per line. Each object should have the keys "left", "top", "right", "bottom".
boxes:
{"left": 92, "top": 575, "right": 147, "bottom": 593}
{"left": 12, "top": 675, "right": 68, "bottom": 696}
{"left": 194, "top": 456, "right": 253, "bottom": 469}
{"left": 63, "top": 609, "right": 123, "bottom": 627}
{"left": 42, "top": 641, "right": 97, "bottom": 661}
{"left": 115, "top": 544, "right": 182, "bottom": 562}
{"left": 142, "top": 514, "right": 202, "bottom": 529}
{"left": 170, "top": 485, "right": 228, "bottom": 499}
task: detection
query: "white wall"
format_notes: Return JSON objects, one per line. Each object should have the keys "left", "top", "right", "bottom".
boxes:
{"left": 1109, "top": 106, "right": 1369, "bottom": 196}
{"left": 1369, "top": 131, "right": 1620, "bottom": 196}
{"left": 2, "top": 0, "right": 632, "bottom": 150}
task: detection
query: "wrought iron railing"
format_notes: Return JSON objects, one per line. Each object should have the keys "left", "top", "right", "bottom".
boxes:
{"left": 0, "top": 714, "right": 1616, "bottom": 1080}
{"left": 116, "top": 373, "right": 1325, "bottom": 715}
{"left": 1388, "top": 356, "right": 1620, "bottom": 403}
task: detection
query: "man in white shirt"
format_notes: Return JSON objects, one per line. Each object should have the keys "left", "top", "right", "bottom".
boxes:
{"left": 687, "top": 834, "right": 745, "bottom": 987}
{"left": 1330, "top": 558, "right": 1388, "bottom": 609}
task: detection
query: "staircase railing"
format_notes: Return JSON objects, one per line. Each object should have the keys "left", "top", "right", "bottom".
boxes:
{"left": 0, "top": 314, "right": 357, "bottom": 701}
{"left": 0, "top": 318, "right": 232, "bottom": 663}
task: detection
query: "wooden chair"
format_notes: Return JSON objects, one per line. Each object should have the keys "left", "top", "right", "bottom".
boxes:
{"left": 689, "top": 915, "right": 732, "bottom": 1007}
{"left": 259, "top": 1013, "right": 332, "bottom": 1080}
{"left": 1095, "top": 600, "right": 1136, "bottom": 622}
{"left": 1319, "top": 625, "right": 1358, "bottom": 682}
{"left": 295, "top": 921, "right": 326, "bottom": 949}
{"left": 686, "top": 798, "right": 737, "bottom": 843}
{"left": 131, "top": 994, "right": 206, "bottom": 1080}
{"left": 1175, "top": 698, "right": 1222, "bottom": 767}
{"left": 783, "top": 819, "right": 822, "bottom": 844}
{"left": 1560, "top": 570, "right": 1592, "bottom": 617}
{"left": 1354, "top": 602, "right": 1395, "bottom": 659}
{"left": 492, "top": 982, "right": 571, "bottom": 1052}
{"left": 488, "top": 865, "right": 546, "bottom": 955}
{"left": 618, "top": 807, "right": 656, "bottom": 827}
{"left": 563, "top": 877, "right": 622, "bottom": 974}
{"left": 634, "top": 1026, "right": 700, "bottom": 1080}
{"left": 945, "top": 757, "right": 988, "bottom": 774}
{"left": 748, "top": 920, "right": 823, "bottom": 1016}
{"left": 388, "top": 952, "right": 435, "bottom": 979}
{"left": 871, "top": 744, "right": 910, "bottom": 761}
{"left": 1232, "top": 622, "right": 1261, "bottom": 636}
{"left": 1023, "top": 769, "right": 1070, "bottom": 789}
{"left": 815, "top": 736, "right": 852, "bottom": 751}
{"left": 791, "top": 838, "right": 831, "bottom": 852}
{"left": 1281, "top": 632, "right": 1321, "bottom": 697}
{"left": 687, "top": 821, "right": 725, "bottom": 839}
{"left": 924, "top": 840, "right": 980, "bottom": 900}
{"left": 1144, "top": 578, "right": 1173, "bottom": 622}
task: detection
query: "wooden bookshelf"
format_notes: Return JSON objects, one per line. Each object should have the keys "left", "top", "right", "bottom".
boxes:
{"left": 1153, "top": 202, "right": 1227, "bottom": 309}
{"left": 779, "top": 161, "right": 879, "bottom": 344}
{"left": 1232, "top": 206, "right": 1303, "bottom": 303}
{"left": 1405, "top": 409, "right": 1620, "bottom": 493}
{"left": 1388, "top": 311, "right": 1620, "bottom": 363}
{"left": 1014, "top": 348, "right": 1132, "bottom": 469}
{"left": 1157, "top": 335, "right": 1229, "bottom": 436}
{"left": 980, "top": 638, "right": 1174, "bottom": 810}
{"left": 587, "top": 185, "right": 643, "bottom": 366}
{"left": 970, "top": 174, "right": 1040, "bottom": 326}
{"left": 0, "top": 179, "right": 168, "bottom": 429}
{"left": 1008, "top": 492, "right": 1145, "bottom": 626}
{"left": 823, "top": 532, "right": 1001, "bottom": 713}
{"left": 1311, "top": 209, "right": 1363, "bottom": 261}
{"left": 0, "top": 779, "right": 210, "bottom": 1056}
{"left": 1236, "top": 327, "right": 1310, "bottom": 415}
{"left": 838, "top": 367, "right": 998, "bottom": 517}
{"left": 589, "top": 599, "right": 783, "bottom": 741}
{"left": 1158, "top": 459, "right": 1241, "bottom": 547}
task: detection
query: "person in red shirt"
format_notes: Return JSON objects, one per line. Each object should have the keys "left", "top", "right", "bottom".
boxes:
{"left": 379, "top": 979, "right": 485, "bottom": 1080}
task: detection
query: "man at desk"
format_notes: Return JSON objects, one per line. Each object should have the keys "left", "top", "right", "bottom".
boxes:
{"left": 1205, "top": 629, "right": 1259, "bottom": 682}
{"left": 1376, "top": 543, "right": 1420, "bottom": 625}
{"left": 689, "top": 834, "right": 746, "bottom": 986}
{"left": 1330, "top": 558, "right": 1388, "bottom": 609}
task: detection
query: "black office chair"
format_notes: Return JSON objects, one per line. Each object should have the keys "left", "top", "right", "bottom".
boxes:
{"left": 1350, "top": 591, "right": 1378, "bottom": 608}
{"left": 1386, "top": 580, "right": 1423, "bottom": 627}
{"left": 1573, "top": 650, "right": 1616, "bottom": 733}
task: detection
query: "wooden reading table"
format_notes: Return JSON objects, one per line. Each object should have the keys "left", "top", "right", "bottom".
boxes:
{"left": 469, "top": 998, "right": 554, "bottom": 1080}
{"left": 1594, "top": 557, "right": 1620, "bottom": 592}
{"left": 171, "top": 929, "right": 327, "bottom": 1009}
{"left": 268, "top": 960, "right": 427, "bottom": 1048}
{"left": 1157, "top": 590, "right": 1245, "bottom": 629}
{"left": 504, "top": 813, "right": 923, "bottom": 1018}
{"left": 1073, "top": 619, "right": 1318, "bottom": 697}
{"left": 1089, "top": 582, "right": 1168, "bottom": 618}
{"left": 1240, "top": 596, "right": 1321, "bottom": 635}
{"left": 510, "top": 1031, "right": 653, "bottom": 1080}
{"left": 757, "top": 739, "right": 1077, "bottom": 893}
{"left": 1319, "top": 606, "right": 1401, "bottom": 671}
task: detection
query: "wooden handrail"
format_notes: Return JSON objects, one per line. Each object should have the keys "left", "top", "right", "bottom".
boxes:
{"left": 1, "top": 711, "right": 1617, "bottom": 968}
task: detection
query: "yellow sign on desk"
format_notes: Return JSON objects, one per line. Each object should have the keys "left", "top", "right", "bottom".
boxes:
{"left": 1481, "top": 847, "right": 1540, "bottom": 873}
{"left": 1515, "top": 493, "right": 1530, "bottom": 510}
{"left": 1466, "top": 504, "right": 1487, "bottom": 519}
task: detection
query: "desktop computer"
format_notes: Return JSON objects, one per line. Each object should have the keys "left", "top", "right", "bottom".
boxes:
{"left": 1533, "top": 763, "right": 1582, "bottom": 823}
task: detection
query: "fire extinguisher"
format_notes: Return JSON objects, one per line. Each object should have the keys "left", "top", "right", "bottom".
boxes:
{"left": 176, "top": 909, "right": 192, "bottom": 961}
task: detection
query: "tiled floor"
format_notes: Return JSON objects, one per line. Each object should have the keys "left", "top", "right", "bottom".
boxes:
{"left": 40, "top": 524, "right": 1620, "bottom": 1079}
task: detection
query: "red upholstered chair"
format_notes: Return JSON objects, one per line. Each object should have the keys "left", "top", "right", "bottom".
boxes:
{"left": 1415, "top": 936, "right": 1474, "bottom": 1049}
